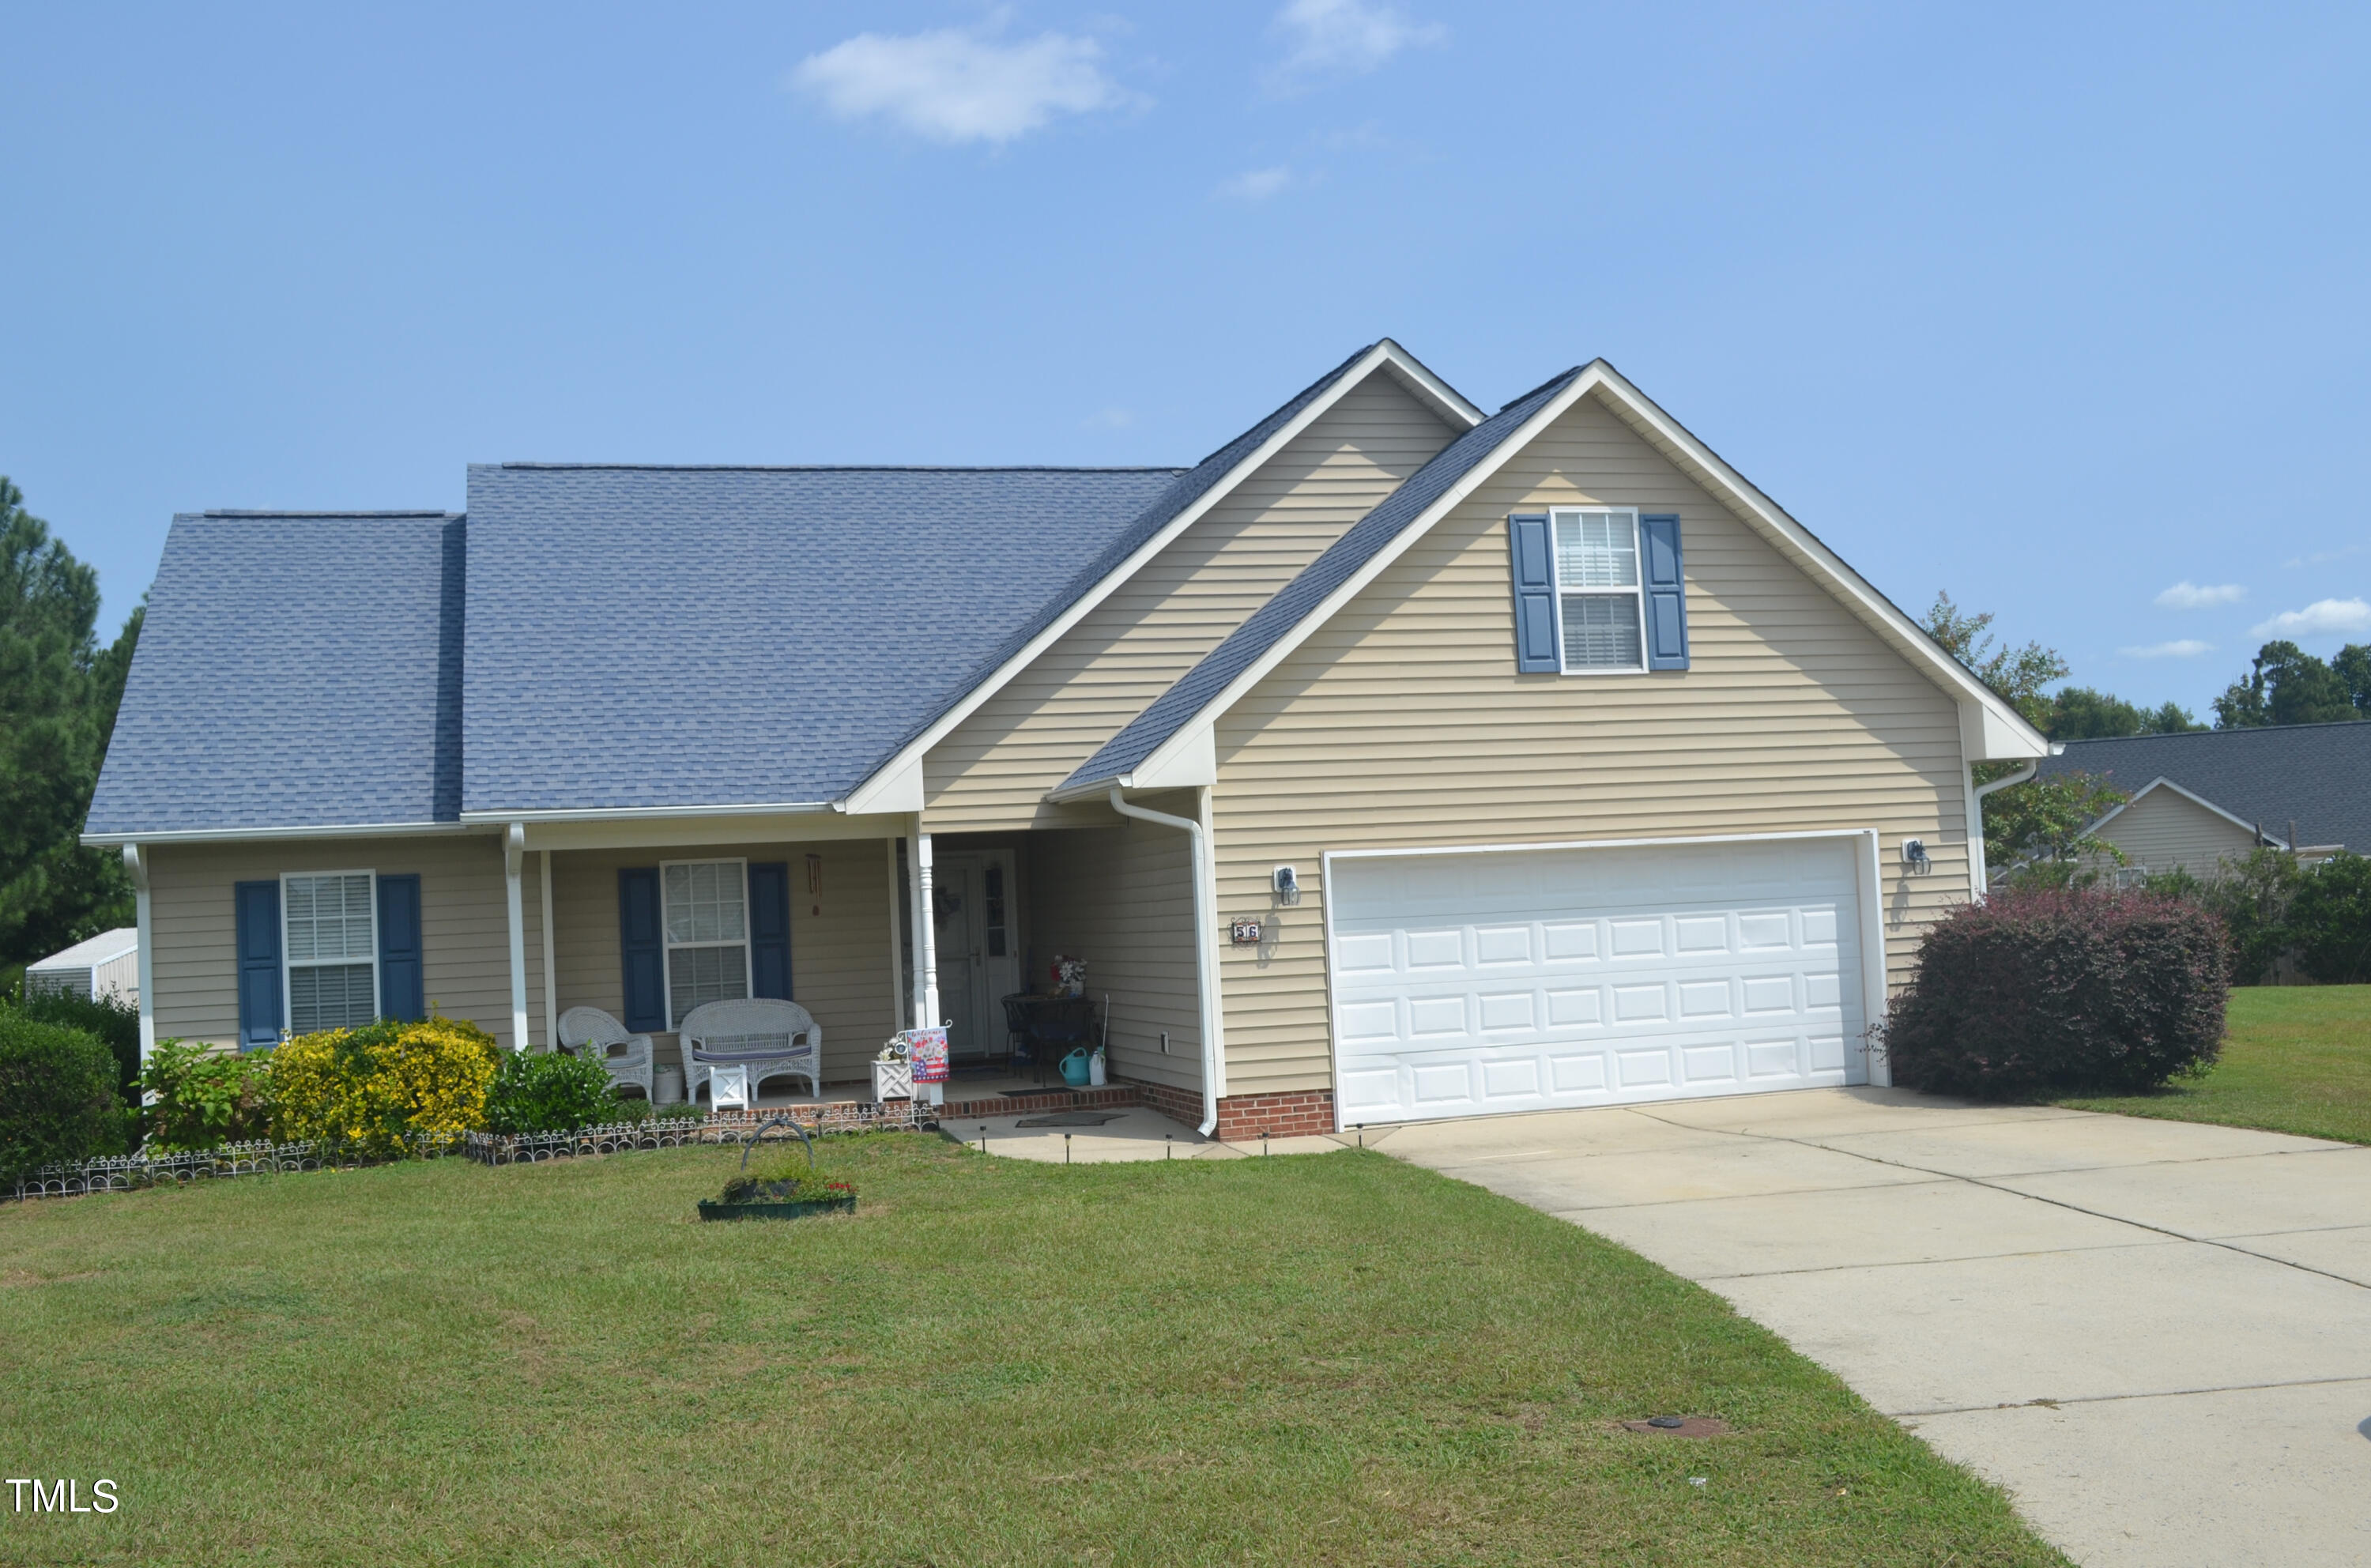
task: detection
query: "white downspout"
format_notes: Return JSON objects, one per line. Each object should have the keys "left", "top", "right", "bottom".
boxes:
{"left": 123, "top": 844, "right": 155, "bottom": 1068}
{"left": 1969, "top": 758, "right": 2042, "bottom": 899}
{"left": 1108, "top": 786, "right": 1223, "bottom": 1138}
{"left": 504, "top": 822, "right": 530, "bottom": 1051}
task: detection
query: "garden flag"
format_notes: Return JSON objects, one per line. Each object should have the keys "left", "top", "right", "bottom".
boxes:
{"left": 907, "top": 1027, "right": 950, "bottom": 1084}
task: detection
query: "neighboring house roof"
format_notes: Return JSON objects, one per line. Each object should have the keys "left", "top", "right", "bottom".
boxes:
{"left": 1057, "top": 368, "right": 1586, "bottom": 795}
{"left": 462, "top": 466, "right": 1186, "bottom": 816}
{"left": 85, "top": 512, "right": 465, "bottom": 837}
{"left": 28, "top": 928, "right": 139, "bottom": 972}
{"left": 2041, "top": 722, "right": 2371, "bottom": 852}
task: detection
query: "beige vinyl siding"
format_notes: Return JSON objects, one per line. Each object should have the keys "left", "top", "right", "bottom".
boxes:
{"left": 548, "top": 839, "right": 898, "bottom": 1085}
{"left": 146, "top": 835, "right": 546, "bottom": 1051}
{"left": 922, "top": 375, "right": 1460, "bottom": 831}
{"left": 2092, "top": 787, "right": 2260, "bottom": 879}
{"left": 1025, "top": 804, "right": 1201, "bottom": 1094}
{"left": 1207, "top": 390, "right": 1973, "bottom": 1097}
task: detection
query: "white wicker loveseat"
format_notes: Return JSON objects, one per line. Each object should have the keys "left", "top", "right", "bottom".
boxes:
{"left": 677, "top": 997, "right": 823, "bottom": 1105}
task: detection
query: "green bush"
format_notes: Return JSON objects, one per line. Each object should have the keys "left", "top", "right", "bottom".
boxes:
{"left": 482, "top": 1049, "right": 621, "bottom": 1135}
{"left": 17, "top": 989, "right": 140, "bottom": 1106}
{"left": 1883, "top": 885, "right": 2230, "bottom": 1099}
{"left": 2198, "top": 848, "right": 2304, "bottom": 984}
{"left": 141, "top": 1038, "right": 276, "bottom": 1151}
{"left": 2287, "top": 852, "right": 2371, "bottom": 984}
{"left": 0, "top": 1012, "right": 123, "bottom": 1181}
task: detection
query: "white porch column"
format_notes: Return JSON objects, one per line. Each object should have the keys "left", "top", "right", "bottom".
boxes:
{"left": 883, "top": 837, "right": 906, "bottom": 1034}
{"left": 913, "top": 820, "right": 939, "bottom": 1031}
{"left": 504, "top": 822, "right": 530, "bottom": 1051}
{"left": 539, "top": 850, "right": 558, "bottom": 1051}
{"left": 123, "top": 844, "right": 155, "bottom": 1068}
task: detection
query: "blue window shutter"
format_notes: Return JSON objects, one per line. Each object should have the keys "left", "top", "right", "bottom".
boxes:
{"left": 1507, "top": 512, "right": 1560, "bottom": 673}
{"left": 749, "top": 861, "right": 793, "bottom": 1001}
{"left": 1640, "top": 513, "right": 1690, "bottom": 671}
{"left": 234, "top": 880, "right": 283, "bottom": 1050}
{"left": 375, "top": 873, "right": 424, "bottom": 1023}
{"left": 618, "top": 868, "right": 665, "bottom": 1032}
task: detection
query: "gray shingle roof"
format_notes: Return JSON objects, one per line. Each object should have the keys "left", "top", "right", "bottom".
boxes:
{"left": 1059, "top": 365, "right": 1586, "bottom": 792}
{"left": 2040, "top": 722, "right": 2371, "bottom": 852}
{"left": 88, "top": 512, "right": 466, "bottom": 835}
{"left": 461, "top": 466, "right": 1186, "bottom": 813}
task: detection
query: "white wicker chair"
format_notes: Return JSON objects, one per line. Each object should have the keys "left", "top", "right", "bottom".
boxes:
{"left": 677, "top": 997, "right": 823, "bottom": 1104}
{"left": 556, "top": 1006, "right": 656, "bottom": 1101}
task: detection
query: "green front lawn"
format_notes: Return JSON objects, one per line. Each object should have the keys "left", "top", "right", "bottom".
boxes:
{"left": 2058, "top": 983, "right": 2371, "bottom": 1144}
{"left": 0, "top": 1137, "right": 2064, "bottom": 1567}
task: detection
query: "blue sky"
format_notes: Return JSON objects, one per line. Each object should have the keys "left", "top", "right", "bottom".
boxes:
{"left": 5, "top": 2, "right": 2365, "bottom": 717}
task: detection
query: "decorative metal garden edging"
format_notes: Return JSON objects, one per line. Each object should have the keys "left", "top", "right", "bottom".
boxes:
{"left": 6, "top": 1134, "right": 466, "bottom": 1202}
{"left": 464, "top": 1099, "right": 925, "bottom": 1167}
{"left": 9, "top": 1099, "right": 926, "bottom": 1200}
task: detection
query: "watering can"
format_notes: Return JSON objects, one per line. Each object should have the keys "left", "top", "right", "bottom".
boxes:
{"left": 1059, "top": 1048, "right": 1093, "bottom": 1089}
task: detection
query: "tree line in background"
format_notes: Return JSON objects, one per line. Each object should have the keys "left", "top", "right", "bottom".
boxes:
{"left": 1, "top": 478, "right": 142, "bottom": 985}
{"left": 1924, "top": 590, "right": 2371, "bottom": 742}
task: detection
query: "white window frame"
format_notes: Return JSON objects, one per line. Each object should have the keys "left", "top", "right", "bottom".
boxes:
{"left": 660, "top": 857, "right": 752, "bottom": 1029}
{"left": 1550, "top": 506, "right": 1647, "bottom": 676}
{"left": 281, "top": 869, "right": 379, "bottom": 1035}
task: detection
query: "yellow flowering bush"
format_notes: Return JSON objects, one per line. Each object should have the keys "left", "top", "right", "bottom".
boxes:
{"left": 269, "top": 1016, "right": 502, "bottom": 1158}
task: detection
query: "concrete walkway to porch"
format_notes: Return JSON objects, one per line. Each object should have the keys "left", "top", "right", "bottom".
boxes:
{"left": 1374, "top": 1087, "right": 2371, "bottom": 1568}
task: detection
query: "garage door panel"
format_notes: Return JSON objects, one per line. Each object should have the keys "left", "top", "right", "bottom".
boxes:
{"left": 1330, "top": 838, "right": 1868, "bottom": 1125}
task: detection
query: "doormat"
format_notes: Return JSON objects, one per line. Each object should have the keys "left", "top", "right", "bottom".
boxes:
{"left": 1013, "top": 1112, "right": 1127, "bottom": 1128}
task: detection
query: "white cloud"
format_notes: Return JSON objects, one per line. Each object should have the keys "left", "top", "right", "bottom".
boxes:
{"left": 2154, "top": 581, "right": 2246, "bottom": 609}
{"left": 2281, "top": 543, "right": 2365, "bottom": 569}
{"left": 790, "top": 21, "right": 1133, "bottom": 145}
{"left": 1267, "top": 0, "right": 1445, "bottom": 87}
{"left": 2250, "top": 597, "right": 2371, "bottom": 639}
{"left": 1216, "top": 165, "right": 1293, "bottom": 202}
{"left": 2119, "top": 639, "right": 2215, "bottom": 659}
{"left": 1083, "top": 407, "right": 1133, "bottom": 429}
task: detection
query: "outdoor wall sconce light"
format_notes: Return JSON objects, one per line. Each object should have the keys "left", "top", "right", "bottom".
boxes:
{"left": 1902, "top": 839, "right": 1931, "bottom": 875}
{"left": 1272, "top": 865, "right": 1300, "bottom": 904}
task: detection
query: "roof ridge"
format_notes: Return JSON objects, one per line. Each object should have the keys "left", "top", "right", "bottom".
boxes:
{"left": 483, "top": 462, "right": 1190, "bottom": 474}
{"left": 194, "top": 510, "right": 463, "bottom": 520}
{"left": 2060, "top": 718, "right": 2371, "bottom": 743}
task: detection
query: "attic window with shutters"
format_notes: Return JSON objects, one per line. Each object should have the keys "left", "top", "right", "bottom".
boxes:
{"left": 1554, "top": 509, "right": 1645, "bottom": 671}
{"left": 284, "top": 871, "right": 378, "bottom": 1032}
{"left": 662, "top": 859, "right": 750, "bottom": 1026}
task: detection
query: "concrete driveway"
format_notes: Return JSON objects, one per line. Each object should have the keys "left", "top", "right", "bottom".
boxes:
{"left": 1380, "top": 1088, "right": 2371, "bottom": 1568}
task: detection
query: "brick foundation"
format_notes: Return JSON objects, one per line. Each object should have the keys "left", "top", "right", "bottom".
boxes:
{"left": 1127, "top": 1076, "right": 1208, "bottom": 1131}
{"left": 1210, "top": 1088, "right": 1335, "bottom": 1143}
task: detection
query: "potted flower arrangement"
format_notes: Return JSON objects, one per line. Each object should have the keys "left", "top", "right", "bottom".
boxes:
{"left": 697, "top": 1146, "right": 858, "bottom": 1221}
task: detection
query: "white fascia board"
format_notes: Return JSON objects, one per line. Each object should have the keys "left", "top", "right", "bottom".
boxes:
{"left": 834, "top": 341, "right": 1482, "bottom": 812}
{"left": 1585, "top": 363, "right": 2050, "bottom": 760}
{"left": 81, "top": 820, "right": 483, "bottom": 847}
{"left": 1120, "top": 368, "right": 1605, "bottom": 787}
{"left": 1372, "top": 337, "right": 1487, "bottom": 428}
{"left": 2091, "top": 776, "right": 2286, "bottom": 846}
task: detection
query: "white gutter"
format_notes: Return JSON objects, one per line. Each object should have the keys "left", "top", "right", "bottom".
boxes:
{"left": 1106, "top": 786, "right": 1223, "bottom": 1137}
{"left": 1968, "top": 751, "right": 2053, "bottom": 898}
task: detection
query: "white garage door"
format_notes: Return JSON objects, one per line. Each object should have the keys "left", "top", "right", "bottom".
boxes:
{"left": 1329, "top": 836, "right": 1869, "bottom": 1125}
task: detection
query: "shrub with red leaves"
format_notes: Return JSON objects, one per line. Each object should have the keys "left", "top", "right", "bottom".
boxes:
{"left": 1881, "top": 886, "right": 2230, "bottom": 1100}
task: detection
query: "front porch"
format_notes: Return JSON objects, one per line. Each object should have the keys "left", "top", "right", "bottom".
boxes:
{"left": 495, "top": 813, "right": 1213, "bottom": 1128}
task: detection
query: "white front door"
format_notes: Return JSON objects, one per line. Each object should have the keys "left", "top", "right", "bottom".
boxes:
{"left": 933, "top": 850, "right": 1020, "bottom": 1061}
{"left": 1329, "top": 836, "right": 1869, "bottom": 1126}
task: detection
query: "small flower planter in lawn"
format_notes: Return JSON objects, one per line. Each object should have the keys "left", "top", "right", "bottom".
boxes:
{"left": 699, "top": 1124, "right": 856, "bottom": 1220}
